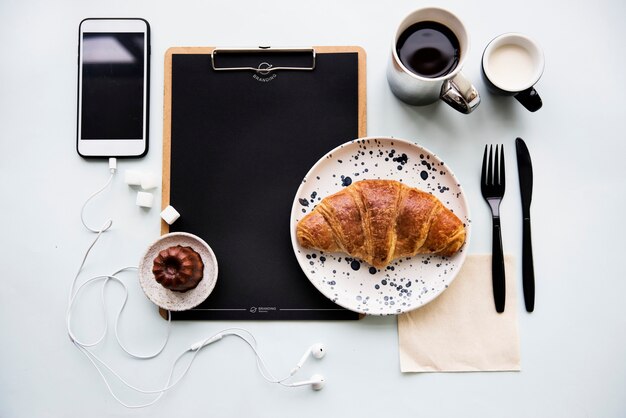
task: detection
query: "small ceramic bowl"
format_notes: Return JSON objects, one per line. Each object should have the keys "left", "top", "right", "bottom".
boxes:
{"left": 139, "top": 232, "right": 218, "bottom": 311}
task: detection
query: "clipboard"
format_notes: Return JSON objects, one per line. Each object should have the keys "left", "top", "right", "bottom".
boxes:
{"left": 161, "top": 46, "right": 366, "bottom": 320}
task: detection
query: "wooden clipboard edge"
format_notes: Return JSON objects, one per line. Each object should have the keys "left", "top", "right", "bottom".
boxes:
{"left": 162, "top": 46, "right": 366, "bottom": 237}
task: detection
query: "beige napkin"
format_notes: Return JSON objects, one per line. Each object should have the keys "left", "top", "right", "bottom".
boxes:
{"left": 398, "top": 254, "right": 520, "bottom": 372}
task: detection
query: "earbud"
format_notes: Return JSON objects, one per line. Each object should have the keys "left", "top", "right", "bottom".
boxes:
{"left": 286, "top": 374, "right": 326, "bottom": 391}
{"left": 310, "top": 343, "right": 326, "bottom": 359}
{"left": 291, "top": 343, "right": 326, "bottom": 375}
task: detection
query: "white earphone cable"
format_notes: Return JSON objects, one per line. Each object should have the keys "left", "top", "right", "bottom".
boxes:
{"left": 212, "top": 329, "right": 296, "bottom": 385}
{"left": 68, "top": 161, "right": 321, "bottom": 408}
{"left": 68, "top": 161, "right": 174, "bottom": 407}
{"left": 80, "top": 173, "right": 114, "bottom": 233}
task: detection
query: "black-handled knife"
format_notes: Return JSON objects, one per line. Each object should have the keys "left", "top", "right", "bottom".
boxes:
{"left": 515, "top": 137, "right": 535, "bottom": 312}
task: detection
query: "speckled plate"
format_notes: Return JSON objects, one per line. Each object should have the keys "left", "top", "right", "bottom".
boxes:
{"left": 290, "top": 137, "right": 471, "bottom": 315}
{"left": 138, "top": 232, "right": 218, "bottom": 311}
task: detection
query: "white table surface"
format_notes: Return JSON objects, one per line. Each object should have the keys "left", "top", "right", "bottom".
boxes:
{"left": 1, "top": 0, "right": 625, "bottom": 416}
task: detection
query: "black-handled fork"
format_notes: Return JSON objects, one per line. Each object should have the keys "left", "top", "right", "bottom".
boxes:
{"left": 481, "top": 144, "right": 506, "bottom": 313}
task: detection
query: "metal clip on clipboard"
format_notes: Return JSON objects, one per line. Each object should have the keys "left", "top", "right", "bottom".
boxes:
{"left": 210, "top": 46, "right": 316, "bottom": 73}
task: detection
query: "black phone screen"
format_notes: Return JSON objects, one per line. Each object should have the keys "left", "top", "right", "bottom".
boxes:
{"left": 80, "top": 32, "right": 145, "bottom": 140}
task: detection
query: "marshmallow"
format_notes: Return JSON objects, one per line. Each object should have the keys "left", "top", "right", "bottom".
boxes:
{"left": 124, "top": 169, "right": 143, "bottom": 186}
{"left": 136, "top": 191, "right": 154, "bottom": 208}
{"left": 141, "top": 172, "right": 160, "bottom": 190}
{"left": 160, "top": 205, "right": 181, "bottom": 225}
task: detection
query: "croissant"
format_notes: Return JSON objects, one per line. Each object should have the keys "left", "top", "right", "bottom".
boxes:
{"left": 296, "top": 179, "right": 466, "bottom": 268}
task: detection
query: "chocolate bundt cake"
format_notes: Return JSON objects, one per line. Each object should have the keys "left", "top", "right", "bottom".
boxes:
{"left": 152, "top": 245, "right": 204, "bottom": 292}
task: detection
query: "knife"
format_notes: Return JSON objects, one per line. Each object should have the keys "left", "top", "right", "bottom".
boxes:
{"left": 515, "top": 137, "right": 535, "bottom": 312}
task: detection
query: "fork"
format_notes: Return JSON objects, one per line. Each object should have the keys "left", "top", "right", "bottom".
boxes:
{"left": 481, "top": 144, "right": 506, "bottom": 313}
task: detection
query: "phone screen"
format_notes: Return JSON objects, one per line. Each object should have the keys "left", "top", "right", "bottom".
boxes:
{"left": 80, "top": 32, "right": 145, "bottom": 140}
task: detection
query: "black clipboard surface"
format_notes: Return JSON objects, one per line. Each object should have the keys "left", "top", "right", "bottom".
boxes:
{"left": 162, "top": 47, "right": 366, "bottom": 320}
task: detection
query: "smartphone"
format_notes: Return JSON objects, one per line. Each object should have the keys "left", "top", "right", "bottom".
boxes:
{"left": 77, "top": 18, "right": 150, "bottom": 158}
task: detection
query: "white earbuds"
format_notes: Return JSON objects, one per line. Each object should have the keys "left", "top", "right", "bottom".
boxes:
{"left": 291, "top": 343, "right": 326, "bottom": 375}
{"left": 285, "top": 343, "right": 326, "bottom": 390}
{"left": 286, "top": 374, "right": 326, "bottom": 391}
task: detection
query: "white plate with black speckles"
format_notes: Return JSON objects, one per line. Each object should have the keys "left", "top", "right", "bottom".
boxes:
{"left": 289, "top": 137, "right": 471, "bottom": 315}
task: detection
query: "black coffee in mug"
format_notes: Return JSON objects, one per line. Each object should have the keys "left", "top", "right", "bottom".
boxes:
{"left": 396, "top": 21, "right": 460, "bottom": 78}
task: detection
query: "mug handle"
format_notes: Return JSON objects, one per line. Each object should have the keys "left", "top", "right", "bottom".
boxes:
{"left": 514, "top": 87, "right": 543, "bottom": 112}
{"left": 440, "top": 73, "right": 481, "bottom": 114}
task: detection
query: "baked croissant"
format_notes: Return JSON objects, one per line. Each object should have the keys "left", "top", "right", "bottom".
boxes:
{"left": 296, "top": 179, "right": 465, "bottom": 268}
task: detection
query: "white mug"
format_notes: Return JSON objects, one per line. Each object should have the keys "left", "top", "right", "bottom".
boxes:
{"left": 386, "top": 7, "right": 480, "bottom": 114}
